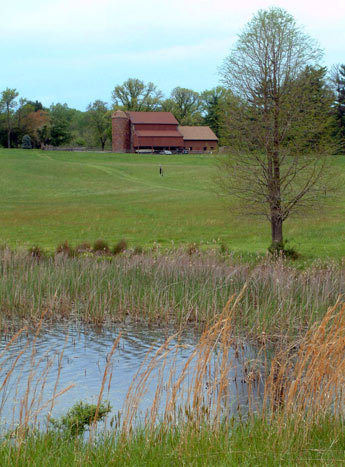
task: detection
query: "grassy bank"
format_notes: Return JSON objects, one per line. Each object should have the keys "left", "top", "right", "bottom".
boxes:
{"left": 1, "top": 417, "right": 344, "bottom": 466}
{"left": 1, "top": 298, "right": 344, "bottom": 465}
{"left": 0, "top": 149, "right": 345, "bottom": 258}
{"left": 1, "top": 248, "right": 345, "bottom": 339}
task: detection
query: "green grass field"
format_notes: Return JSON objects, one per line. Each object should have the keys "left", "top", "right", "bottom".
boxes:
{"left": 1, "top": 148, "right": 345, "bottom": 258}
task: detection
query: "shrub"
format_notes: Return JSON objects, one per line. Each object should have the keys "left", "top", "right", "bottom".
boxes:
{"left": 93, "top": 239, "right": 110, "bottom": 254}
{"left": 113, "top": 239, "right": 127, "bottom": 255}
{"left": 22, "top": 135, "right": 32, "bottom": 149}
{"left": 50, "top": 401, "right": 111, "bottom": 437}
{"left": 187, "top": 243, "right": 198, "bottom": 256}
{"left": 56, "top": 241, "right": 75, "bottom": 257}
{"left": 268, "top": 240, "right": 299, "bottom": 260}
{"left": 219, "top": 243, "right": 228, "bottom": 255}
{"left": 28, "top": 246, "right": 43, "bottom": 258}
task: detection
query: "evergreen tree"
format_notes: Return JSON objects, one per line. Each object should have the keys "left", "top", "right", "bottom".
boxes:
{"left": 22, "top": 134, "right": 32, "bottom": 149}
{"left": 330, "top": 64, "right": 345, "bottom": 153}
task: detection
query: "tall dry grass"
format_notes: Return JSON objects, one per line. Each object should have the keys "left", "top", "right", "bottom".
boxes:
{"left": 119, "top": 292, "right": 345, "bottom": 437}
{"left": 0, "top": 293, "right": 344, "bottom": 466}
{"left": 0, "top": 247, "right": 345, "bottom": 339}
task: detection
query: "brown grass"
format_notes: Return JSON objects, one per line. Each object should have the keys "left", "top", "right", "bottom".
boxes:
{"left": 1, "top": 292, "right": 344, "bottom": 441}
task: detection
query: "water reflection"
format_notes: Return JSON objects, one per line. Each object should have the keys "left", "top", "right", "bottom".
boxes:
{"left": 0, "top": 323, "right": 265, "bottom": 431}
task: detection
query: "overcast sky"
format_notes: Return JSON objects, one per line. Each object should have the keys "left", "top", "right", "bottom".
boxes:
{"left": 1, "top": 0, "right": 344, "bottom": 110}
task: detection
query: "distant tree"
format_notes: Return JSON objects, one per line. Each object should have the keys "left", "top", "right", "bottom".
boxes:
{"left": 14, "top": 98, "right": 36, "bottom": 145}
{"left": 49, "top": 103, "right": 73, "bottom": 146}
{"left": 26, "top": 100, "right": 44, "bottom": 112}
{"left": 330, "top": 64, "right": 345, "bottom": 153}
{"left": 218, "top": 7, "right": 335, "bottom": 250}
{"left": 86, "top": 100, "right": 111, "bottom": 150}
{"left": 112, "top": 78, "right": 163, "bottom": 111}
{"left": 200, "top": 86, "right": 228, "bottom": 137}
{"left": 25, "top": 110, "right": 51, "bottom": 147}
{"left": 163, "top": 87, "right": 201, "bottom": 125}
{"left": 0, "top": 88, "right": 19, "bottom": 148}
{"left": 22, "top": 134, "right": 32, "bottom": 149}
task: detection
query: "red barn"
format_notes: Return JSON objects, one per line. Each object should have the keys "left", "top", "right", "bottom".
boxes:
{"left": 178, "top": 126, "right": 218, "bottom": 153}
{"left": 112, "top": 111, "right": 218, "bottom": 153}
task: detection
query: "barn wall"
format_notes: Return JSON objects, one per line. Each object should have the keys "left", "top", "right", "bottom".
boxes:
{"left": 184, "top": 139, "right": 218, "bottom": 152}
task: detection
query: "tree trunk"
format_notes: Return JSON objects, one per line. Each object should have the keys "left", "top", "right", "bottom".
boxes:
{"left": 7, "top": 130, "right": 11, "bottom": 149}
{"left": 271, "top": 215, "right": 283, "bottom": 246}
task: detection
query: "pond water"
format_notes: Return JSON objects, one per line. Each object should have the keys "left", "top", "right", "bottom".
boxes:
{"left": 0, "top": 323, "right": 264, "bottom": 432}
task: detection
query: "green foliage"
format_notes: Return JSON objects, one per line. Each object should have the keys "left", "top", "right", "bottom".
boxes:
{"left": 162, "top": 87, "right": 202, "bottom": 125}
{"left": 0, "top": 88, "right": 19, "bottom": 148}
{"left": 200, "top": 86, "right": 228, "bottom": 137}
{"left": 26, "top": 100, "right": 44, "bottom": 112}
{"left": 86, "top": 100, "right": 111, "bottom": 150}
{"left": 219, "top": 8, "right": 335, "bottom": 247}
{"left": 22, "top": 134, "right": 32, "bottom": 149}
{"left": 49, "top": 103, "right": 73, "bottom": 146}
{"left": 50, "top": 401, "right": 111, "bottom": 436}
{"left": 112, "top": 78, "right": 163, "bottom": 111}
{"left": 330, "top": 64, "right": 345, "bottom": 153}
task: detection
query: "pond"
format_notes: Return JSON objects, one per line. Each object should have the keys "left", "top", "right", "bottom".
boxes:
{"left": 0, "top": 323, "right": 265, "bottom": 433}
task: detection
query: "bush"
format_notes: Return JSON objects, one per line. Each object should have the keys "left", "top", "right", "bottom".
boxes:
{"left": 268, "top": 240, "right": 299, "bottom": 260}
{"left": 187, "top": 243, "right": 198, "bottom": 256}
{"left": 113, "top": 239, "right": 127, "bottom": 255}
{"left": 22, "top": 135, "right": 32, "bottom": 149}
{"left": 50, "top": 401, "right": 111, "bottom": 437}
{"left": 56, "top": 241, "right": 75, "bottom": 257}
{"left": 219, "top": 243, "right": 229, "bottom": 255}
{"left": 93, "top": 239, "right": 110, "bottom": 254}
{"left": 28, "top": 245, "right": 43, "bottom": 258}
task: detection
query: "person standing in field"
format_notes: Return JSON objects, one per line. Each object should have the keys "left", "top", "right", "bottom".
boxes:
{"left": 159, "top": 166, "right": 164, "bottom": 176}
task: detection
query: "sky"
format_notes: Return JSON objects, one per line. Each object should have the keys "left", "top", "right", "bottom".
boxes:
{"left": 1, "top": 0, "right": 344, "bottom": 110}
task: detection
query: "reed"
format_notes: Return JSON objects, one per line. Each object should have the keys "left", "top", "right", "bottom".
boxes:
{"left": 0, "top": 248, "right": 345, "bottom": 340}
{"left": 0, "top": 296, "right": 345, "bottom": 464}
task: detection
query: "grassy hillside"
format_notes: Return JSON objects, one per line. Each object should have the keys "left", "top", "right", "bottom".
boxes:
{"left": 0, "top": 148, "right": 344, "bottom": 258}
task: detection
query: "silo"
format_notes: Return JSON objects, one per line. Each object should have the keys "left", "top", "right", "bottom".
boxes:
{"left": 112, "top": 110, "right": 130, "bottom": 152}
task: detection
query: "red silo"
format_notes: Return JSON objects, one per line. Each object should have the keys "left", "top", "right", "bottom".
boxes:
{"left": 112, "top": 110, "right": 130, "bottom": 152}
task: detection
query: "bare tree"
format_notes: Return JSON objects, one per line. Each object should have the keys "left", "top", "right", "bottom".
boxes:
{"left": 218, "top": 8, "right": 335, "bottom": 250}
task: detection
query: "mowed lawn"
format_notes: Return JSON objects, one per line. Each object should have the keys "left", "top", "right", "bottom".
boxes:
{"left": 0, "top": 148, "right": 345, "bottom": 258}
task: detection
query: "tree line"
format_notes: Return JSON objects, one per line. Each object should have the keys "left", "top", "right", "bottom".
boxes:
{"left": 0, "top": 83, "right": 230, "bottom": 150}
{"left": 0, "top": 62, "right": 344, "bottom": 152}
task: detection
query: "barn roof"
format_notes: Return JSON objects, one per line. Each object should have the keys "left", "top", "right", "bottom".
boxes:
{"left": 178, "top": 126, "right": 218, "bottom": 141}
{"left": 127, "top": 112, "right": 179, "bottom": 124}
